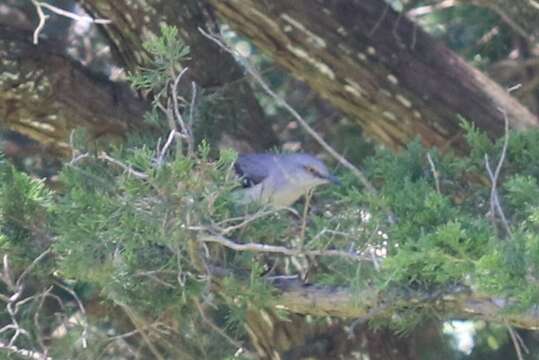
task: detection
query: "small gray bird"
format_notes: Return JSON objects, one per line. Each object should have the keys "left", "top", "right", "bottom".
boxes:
{"left": 234, "top": 153, "right": 340, "bottom": 207}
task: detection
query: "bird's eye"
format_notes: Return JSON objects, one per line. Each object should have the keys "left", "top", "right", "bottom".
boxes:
{"left": 305, "top": 166, "right": 317, "bottom": 175}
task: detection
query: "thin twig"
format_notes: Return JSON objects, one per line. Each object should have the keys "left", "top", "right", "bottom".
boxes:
{"left": 171, "top": 67, "right": 195, "bottom": 156}
{"left": 157, "top": 129, "right": 182, "bottom": 166}
{"left": 37, "top": 2, "right": 111, "bottom": 23}
{"left": 189, "top": 81, "right": 197, "bottom": 130}
{"left": 199, "top": 234, "right": 371, "bottom": 262}
{"left": 1, "top": 255, "right": 16, "bottom": 289}
{"left": 31, "top": 1, "right": 49, "bottom": 45}
{"left": 16, "top": 249, "right": 51, "bottom": 289}
{"left": 134, "top": 272, "right": 176, "bottom": 289}
{"left": 369, "top": 1, "right": 390, "bottom": 37}
{"left": 407, "top": 0, "right": 458, "bottom": 17}
{"left": 54, "top": 282, "right": 88, "bottom": 349}
{"left": 299, "top": 189, "right": 313, "bottom": 249}
{"left": 218, "top": 207, "right": 280, "bottom": 235}
{"left": 198, "top": 29, "right": 377, "bottom": 195}
{"left": 0, "top": 253, "right": 49, "bottom": 348}
{"left": 426, "top": 152, "right": 441, "bottom": 194}
{"left": 484, "top": 109, "right": 512, "bottom": 238}
{"left": 505, "top": 321, "right": 527, "bottom": 360}
{"left": 34, "top": 286, "right": 54, "bottom": 355}
{"left": 171, "top": 67, "right": 189, "bottom": 134}
{"left": 98, "top": 152, "right": 149, "bottom": 179}
{"left": 118, "top": 303, "right": 165, "bottom": 360}
{"left": 194, "top": 299, "right": 253, "bottom": 358}
{"left": 32, "top": 1, "right": 111, "bottom": 45}
{"left": 0, "top": 341, "right": 52, "bottom": 360}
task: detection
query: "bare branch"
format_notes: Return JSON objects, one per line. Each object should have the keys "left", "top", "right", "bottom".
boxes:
{"left": 34, "top": 286, "right": 55, "bottom": 355}
{"left": 485, "top": 109, "right": 512, "bottom": 238}
{"left": 505, "top": 321, "right": 528, "bottom": 360}
{"left": 170, "top": 68, "right": 189, "bottom": 139}
{"left": 199, "top": 234, "right": 371, "bottom": 262}
{"left": 156, "top": 129, "right": 183, "bottom": 166}
{"left": 0, "top": 252, "right": 53, "bottom": 349}
{"left": 31, "top": 0, "right": 49, "bottom": 45}
{"left": 16, "top": 249, "right": 51, "bottom": 289}
{"left": 170, "top": 67, "right": 195, "bottom": 157}
{"left": 98, "top": 152, "right": 149, "bottom": 179}
{"left": 427, "top": 152, "right": 441, "bottom": 194}
{"left": 0, "top": 341, "right": 52, "bottom": 360}
{"left": 54, "top": 282, "right": 89, "bottom": 349}
{"left": 299, "top": 189, "right": 313, "bottom": 249}
{"left": 194, "top": 299, "right": 254, "bottom": 358}
{"left": 407, "top": 0, "right": 459, "bottom": 17}
{"left": 32, "top": 1, "right": 111, "bottom": 44}
{"left": 117, "top": 302, "right": 165, "bottom": 360}
{"left": 217, "top": 207, "right": 281, "bottom": 235}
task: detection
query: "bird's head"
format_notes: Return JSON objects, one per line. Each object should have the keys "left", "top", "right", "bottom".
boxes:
{"left": 284, "top": 153, "right": 340, "bottom": 189}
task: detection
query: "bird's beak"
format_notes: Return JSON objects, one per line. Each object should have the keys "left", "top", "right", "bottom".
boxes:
{"left": 326, "top": 174, "right": 341, "bottom": 186}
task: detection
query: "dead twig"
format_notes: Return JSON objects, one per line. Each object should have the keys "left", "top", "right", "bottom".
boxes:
{"left": 369, "top": 1, "right": 390, "bottom": 37}
{"left": 118, "top": 302, "right": 166, "bottom": 360}
{"left": 218, "top": 206, "right": 281, "bottom": 235}
{"left": 98, "top": 152, "right": 149, "bottom": 179}
{"left": 33, "top": 286, "right": 55, "bottom": 356}
{"left": 426, "top": 152, "right": 441, "bottom": 194}
{"left": 32, "top": 1, "right": 111, "bottom": 44}
{"left": 156, "top": 129, "right": 183, "bottom": 166}
{"left": 199, "top": 234, "right": 371, "bottom": 262}
{"left": 170, "top": 67, "right": 195, "bottom": 156}
{"left": 54, "top": 282, "right": 89, "bottom": 349}
{"left": 484, "top": 108, "right": 512, "bottom": 238}
{"left": 407, "top": 0, "right": 459, "bottom": 17}
{"left": 194, "top": 299, "right": 254, "bottom": 358}
{"left": 16, "top": 249, "right": 51, "bottom": 289}
{"left": 505, "top": 321, "right": 528, "bottom": 360}
{"left": 299, "top": 189, "right": 313, "bottom": 249}
{"left": 0, "top": 341, "right": 52, "bottom": 360}
{"left": 0, "top": 251, "right": 52, "bottom": 349}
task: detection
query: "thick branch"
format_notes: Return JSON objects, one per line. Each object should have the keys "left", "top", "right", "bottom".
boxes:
{"left": 79, "top": 0, "right": 278, "bottom": 151}
{"left": 208, "top": 0, "right": 538, "bottom": 150}
{"left": 273, "top": 280, "right": 539, "bottom": 330}
{"left": 0, "top": 26, "right": 148, "bottom": 155}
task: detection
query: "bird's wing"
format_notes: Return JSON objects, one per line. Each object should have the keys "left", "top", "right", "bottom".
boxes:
{"left": 234, "top": 154, "right": 271, "bottom": 188}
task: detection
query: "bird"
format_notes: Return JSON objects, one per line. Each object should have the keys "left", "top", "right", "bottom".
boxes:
{"left": 233, "top": 153, "right": 340, "bottom": 207}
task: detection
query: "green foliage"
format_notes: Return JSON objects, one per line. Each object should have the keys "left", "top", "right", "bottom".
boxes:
{"left": 3, "top": 21, "right": 539, "bottom": 360}
{"left": 0, "top": 157, "right": 52, "bottom": 261}
{"left": 4, "top": 122, "right": 539, "bottom": 357}
{"left": 418, "top": 4, "right": 512, "bottom": 67}
{"left": 128, "top": 24, "right": 190, "bottom": 93}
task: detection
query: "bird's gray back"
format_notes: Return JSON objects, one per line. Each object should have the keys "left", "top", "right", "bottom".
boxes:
{"left": 234, "top": 154, "right": 273, "bottom": 187}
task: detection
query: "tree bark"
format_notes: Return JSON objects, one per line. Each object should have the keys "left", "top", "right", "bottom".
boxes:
{"left": 273, "top": 279, "right": 539, "bottom": 330}
{"left": 208, "top": 0, "right": 538, "bottom": 151}
{"left": 79, "top": 0, "right": 279, "bottom": 152}
{"left": 0, "top": 26, "right": 147, "bottom": 156}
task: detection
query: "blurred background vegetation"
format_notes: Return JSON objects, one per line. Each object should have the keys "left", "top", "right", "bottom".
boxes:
{"left": 1, "top": 0, "right": 539, "bottom": 359}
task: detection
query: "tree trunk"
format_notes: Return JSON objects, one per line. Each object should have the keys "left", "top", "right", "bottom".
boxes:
{"left": 0, "top": 26, "right": 147, "bottom": 156}
{"left": 79, "top": 0, "right": 279, "bottom": 152}
{"left": 208, "top": 0, "right": 538, "bottom": 151}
